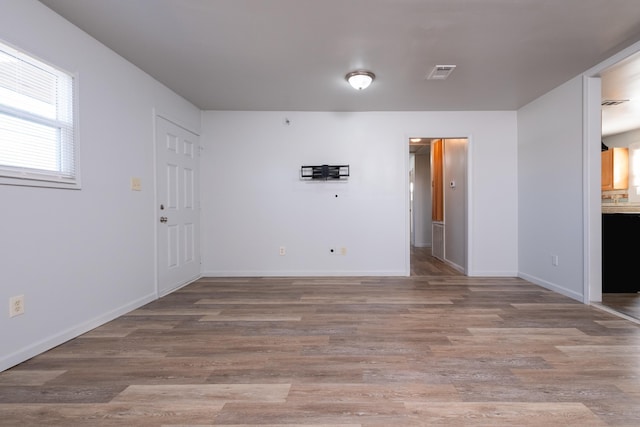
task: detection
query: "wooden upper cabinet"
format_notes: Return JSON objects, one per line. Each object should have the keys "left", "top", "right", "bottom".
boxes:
{"left": 431, "top": 139, "right": 444, "bottom": 221}
{"left": 601, "top": 147, "right": 629, "bottom": 191}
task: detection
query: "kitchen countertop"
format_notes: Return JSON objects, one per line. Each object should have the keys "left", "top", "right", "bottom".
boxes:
{"left": 602, "top": 203, "right": 640, "bottom": 213}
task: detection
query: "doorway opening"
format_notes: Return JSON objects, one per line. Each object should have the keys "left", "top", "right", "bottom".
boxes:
{"left": 596, "top": 49, "right": 640, "bottom": 322}
{"left": 408, "top": 137, "right": 468, "bottom": 277}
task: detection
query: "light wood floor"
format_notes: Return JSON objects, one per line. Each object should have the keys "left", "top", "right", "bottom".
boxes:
{"left": 1, "top": 251, "right": 640, "bottom": 426}
{"left": 602, "top": 293, "right": 640, "bottom": 321}
{"left": 410, "top": 246, "right": 462, "bottom": 277}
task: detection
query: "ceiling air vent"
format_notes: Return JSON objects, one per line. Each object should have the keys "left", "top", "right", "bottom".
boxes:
{"left": 601, "top": 99, "right": 629, "bottom": 106}
{"left": 427, "top": 65, "right": 456, "bottom": 80}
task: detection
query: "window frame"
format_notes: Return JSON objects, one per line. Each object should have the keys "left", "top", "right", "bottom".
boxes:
{"left": 0, "top": 40, "right": 80, "bottom": 190}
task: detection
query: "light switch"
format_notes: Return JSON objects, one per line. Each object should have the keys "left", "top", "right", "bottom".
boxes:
{"left": 131, "top": 177, "right": 142, "bottom": 191}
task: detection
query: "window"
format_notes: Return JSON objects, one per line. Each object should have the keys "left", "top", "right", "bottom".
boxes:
{"left": 0, "top": 40, "right": 77, "bottom": 188}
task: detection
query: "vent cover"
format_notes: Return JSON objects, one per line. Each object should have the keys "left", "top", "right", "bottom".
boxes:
{"left": 601, "top": 99, "right": 629, "bottom": 106}
{"left": 427, "top": 65, "right": 456, "bottom": 80}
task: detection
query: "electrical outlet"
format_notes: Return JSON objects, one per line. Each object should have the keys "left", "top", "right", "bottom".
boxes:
{"left": 9, "top": 295, "right": 24, "bottom": 317}
{"left": 551, "top": 255, "right": 559, "bottom": 266}
{"left": 279, "top": 246, "right": 286, "bottom": 256}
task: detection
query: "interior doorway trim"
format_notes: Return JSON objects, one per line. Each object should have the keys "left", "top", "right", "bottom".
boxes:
{"left": 404, "top": 135, "right": 471, "bottom": 277}
{"left": 582, "top": 39, "right": 640, "bottom": 304}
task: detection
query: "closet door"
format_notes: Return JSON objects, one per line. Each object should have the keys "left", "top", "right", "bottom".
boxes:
{"left": 431, "top": 139, "right": 444, "bottom": 222}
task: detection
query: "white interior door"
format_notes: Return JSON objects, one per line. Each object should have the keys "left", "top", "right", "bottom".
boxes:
{"left": 156, "top": 116, "right": 200, "bottom": 296}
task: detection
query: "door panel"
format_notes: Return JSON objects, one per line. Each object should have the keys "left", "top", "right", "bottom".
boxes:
{"left": 156, "top": 116, "right": 200, "bottom": 296}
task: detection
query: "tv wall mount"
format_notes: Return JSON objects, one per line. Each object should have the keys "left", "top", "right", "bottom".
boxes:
{"left": 301, "top": 164, "right": 349, "bottom": 180}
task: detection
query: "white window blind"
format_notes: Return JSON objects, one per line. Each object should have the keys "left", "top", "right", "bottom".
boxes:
{"left": 0, "top": 40, "right": 77, "bottom": 187}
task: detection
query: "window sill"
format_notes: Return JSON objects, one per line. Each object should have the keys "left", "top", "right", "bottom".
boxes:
{"left": 0, "top": 175, "right": 81, "bottom": 190}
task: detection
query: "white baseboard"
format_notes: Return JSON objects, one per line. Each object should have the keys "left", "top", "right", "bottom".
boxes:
{"left": 201, "top": 270, "right": 409, "bottom": 277}
{"left": 0, "top": 292, "right": 156, "bottom": 372}
{"left": 441, "top": 258, "right": 465, "bottom": 274}
{"left": 158, "top": 274, "right": 202, "bottom": 297}
{"left": 518, "top": 272, "right": 584, "bottom": 302}
{"left": 467, "top": 270, "right": 518, "bottom": 277}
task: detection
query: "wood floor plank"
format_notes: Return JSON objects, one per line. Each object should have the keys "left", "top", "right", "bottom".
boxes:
{"left": 112, "top": 384, "right": 291, "bottom": 404}
{"left": 0, "top": 369, "right": 66, "bottom": 386}
{"left": 403, "top": 402, "right": 607, "bottom": 426}
{"left": 286, "top": 383, "right": 460, "bottom": 403}
{"left": 0, "top": 384, "right": 127, "bottom": 404}
{"left": 199, "top": 314, "right": 303, "bottom": 322}
{"left": 0, "top": 402, "right": 225, "bottom": 427}
{"left": 204, "top": 425, "right": 361, "bottom": 427}
{"left": 211, "top": 401, "right": 411, "bottom": 426}
{"left": 467, "top": 327, "right": 588, "bottom": 336}
{"left": 556, "top": 345, "right": 640, "bottom": 357}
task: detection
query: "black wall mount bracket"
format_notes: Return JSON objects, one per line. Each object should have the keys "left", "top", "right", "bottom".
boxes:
{"left": 301, "top": 164, "right": 349, "bottom": 180}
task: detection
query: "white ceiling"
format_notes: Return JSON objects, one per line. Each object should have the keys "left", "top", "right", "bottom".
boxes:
{"left": 38, "top": 0, "right": 640, "bottom": 135}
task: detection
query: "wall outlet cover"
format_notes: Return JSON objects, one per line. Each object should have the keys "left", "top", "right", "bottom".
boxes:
{"left": 9, "top": 295, "right": 25, "bottom": 317}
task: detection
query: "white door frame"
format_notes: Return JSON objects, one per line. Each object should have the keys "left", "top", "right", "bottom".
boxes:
{"left": 583, "top": 39, "right": 640, "bottom": 303}
{"left": 405, "top": 135, "right": 471, "bottom": 276}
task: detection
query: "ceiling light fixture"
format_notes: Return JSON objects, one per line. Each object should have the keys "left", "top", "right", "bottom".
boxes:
{"left": 346, "top": 70, "right": 375, "bottom": 90}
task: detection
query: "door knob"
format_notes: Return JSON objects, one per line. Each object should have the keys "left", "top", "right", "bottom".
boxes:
{"left": 160, "top": 216, "right": 168, "bottom": 223}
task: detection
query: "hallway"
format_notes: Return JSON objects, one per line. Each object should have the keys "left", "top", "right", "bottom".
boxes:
{"left": 410, "top": 246, "right": 462, "bottom": 277}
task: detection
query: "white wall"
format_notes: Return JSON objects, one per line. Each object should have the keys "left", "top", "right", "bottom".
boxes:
{"left": 517, "top": 76, "right": 585, "bottom": 301}
{"left": 0, "top": 0, "right": 200, "bottom": 371}
{"left": 413, "top": 153, "right": 431, "bottom": 247}
{"left": 604, "top": 128, "right": 640, "bottom": 148}
{"left": 200, "top": 110, "right": 518, "bottom": 277}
